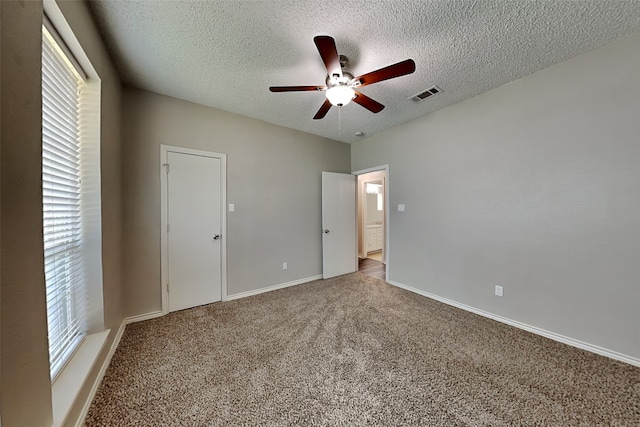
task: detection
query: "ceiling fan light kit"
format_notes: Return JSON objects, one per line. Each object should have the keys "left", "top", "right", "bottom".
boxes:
{"left": 326, "top": 85, "right": 355, "bottom": 107}
{"left": 269, "top": 35, "right": 416, "bottom": 120}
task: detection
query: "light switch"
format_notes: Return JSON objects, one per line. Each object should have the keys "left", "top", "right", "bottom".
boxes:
{"left": 398, "top": 204, "right": 405, "bottom": 212}
{"left": 229, "top": 203, "right": 235, "bottom": 212}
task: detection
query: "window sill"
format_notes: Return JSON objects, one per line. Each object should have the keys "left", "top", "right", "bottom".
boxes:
{"left": 52, "top": 329, "right": 109, "bottom": 427}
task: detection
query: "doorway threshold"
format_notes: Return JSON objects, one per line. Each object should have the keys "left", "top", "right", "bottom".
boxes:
{"left": 358, "top": 257, "right": 386, "bottom": 282}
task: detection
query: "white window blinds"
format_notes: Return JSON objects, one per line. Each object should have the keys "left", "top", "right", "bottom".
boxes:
{"left": 42, "top": 24, "right": 88, "bottom": 379}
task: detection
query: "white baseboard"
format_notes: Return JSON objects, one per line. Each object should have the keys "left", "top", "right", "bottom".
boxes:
{"left": 124, "top": 310, "right": 164, "bottom": 324}
{"left": 75, "top": 310, "right": 165, "bottom": 426}
{"left": 388, "top": 280, "right": 640, "bottom": 368}
{"left": 226, "top": 275, "right": 323, "bottom": 301}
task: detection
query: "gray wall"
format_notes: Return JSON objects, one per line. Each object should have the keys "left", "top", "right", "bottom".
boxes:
{"left": 0, "top": 1, "right": 124, "bottom": 425}
{"left": 1, "top": 2, "right": 52, "bottom": 424}
{"left": 122, "top": 88, "right": 350, "bottom": 316}
{"left": 352, "top": 34, "right": 640, "bottom": 360}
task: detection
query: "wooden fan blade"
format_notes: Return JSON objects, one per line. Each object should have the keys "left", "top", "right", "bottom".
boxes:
{"left": 314, "top": 35, "right": 342, "bottom": 78}
{"left": 355, "top": 59, "right": 416, "bottom": 87}
{"left": 270, "top": 85, "right": 325, "bottom": 92}
{"left": 313, "top": 99, "right": 332, "bottom": 120}
{"left": 353, "top": 91, "right": 385, "bottom": 113}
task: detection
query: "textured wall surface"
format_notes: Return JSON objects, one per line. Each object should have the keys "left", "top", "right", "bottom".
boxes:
{"left": 89, "top": 1, "right": 640, "bottom": 143}
{"left": 352, "top": 34, "right": 640, "bottom": 360}
{"left": 121, "top": 88, "right": 350, "bottom": 317}
{"left": 1, "top": 1, "right": 53, "bottom": 425}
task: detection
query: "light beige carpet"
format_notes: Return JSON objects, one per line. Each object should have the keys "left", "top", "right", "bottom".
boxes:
{"left": 86, "top": 273, "right": 640, "bottom": 426}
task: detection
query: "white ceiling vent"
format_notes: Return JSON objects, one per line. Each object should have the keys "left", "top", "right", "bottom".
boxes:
{"left": 410, "top": 86, "right": 442, "bottom": 103}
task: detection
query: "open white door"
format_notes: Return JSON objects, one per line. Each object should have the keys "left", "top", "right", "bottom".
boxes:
{"left": 322, "top": 171, "right": 357, "bottom": 278}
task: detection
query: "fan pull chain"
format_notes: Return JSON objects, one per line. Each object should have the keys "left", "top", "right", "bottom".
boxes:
{"left": 338, "top": 105, "right": 342, "bottom": 132}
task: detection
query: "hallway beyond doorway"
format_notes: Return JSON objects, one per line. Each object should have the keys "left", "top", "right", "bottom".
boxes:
{"left": 358, "top": 257, "right": 386, "bottom": 281}
{"left": 367, "top": 251, "right": 382, "bottom": 262}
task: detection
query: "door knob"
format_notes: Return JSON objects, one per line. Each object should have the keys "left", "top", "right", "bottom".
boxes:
{"left": 323, "top": 229, "right": 330, "bottom": 234}
{"left": 213, "top": 234, "right": 221, "bottom": 240}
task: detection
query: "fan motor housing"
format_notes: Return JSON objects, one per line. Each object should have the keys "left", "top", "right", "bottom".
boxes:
{"left": 326, "top": 55, "right": 356, "bottom": 88}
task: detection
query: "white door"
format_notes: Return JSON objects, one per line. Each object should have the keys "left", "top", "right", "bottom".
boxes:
{"left": 322, "top": 171, "right": 357, "bottom": 278}
{"left": 167, "top": 151, "right": 222, "bottom": 312}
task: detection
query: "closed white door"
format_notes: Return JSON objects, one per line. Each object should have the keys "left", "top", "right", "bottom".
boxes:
{"left": 167, "top": 151, "right": 222, "bottom": 311}
{"left": 322, "top": 171, "right": 357, "bottom": 278}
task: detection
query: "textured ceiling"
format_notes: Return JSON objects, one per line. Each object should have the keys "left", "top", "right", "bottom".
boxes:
{"left": 89, "top": 1, "right": 640, "bottom": 143}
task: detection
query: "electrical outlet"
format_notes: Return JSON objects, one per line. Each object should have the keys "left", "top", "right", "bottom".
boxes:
{"left": 495, "top": 285, "right": 503, "bottom": 297}
{"left": 282, "top": 262, "right": 287, "bottom": 270}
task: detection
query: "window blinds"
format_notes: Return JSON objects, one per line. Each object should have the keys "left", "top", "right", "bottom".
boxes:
{"left": 42, "top": 25, "right": 88, "bottom": 379}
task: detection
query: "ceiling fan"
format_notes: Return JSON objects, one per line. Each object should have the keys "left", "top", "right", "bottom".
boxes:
{"left": 269, "top": 36, "right": 416, "bottom": 120}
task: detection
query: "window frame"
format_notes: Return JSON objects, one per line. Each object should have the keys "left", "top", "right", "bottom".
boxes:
{"left": 41, "top": 12, "right": 104, "bottom": 383}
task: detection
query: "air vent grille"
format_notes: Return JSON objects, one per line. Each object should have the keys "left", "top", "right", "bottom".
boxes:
{"left": 410, "top": 86, "right": 442, "bottom": 103}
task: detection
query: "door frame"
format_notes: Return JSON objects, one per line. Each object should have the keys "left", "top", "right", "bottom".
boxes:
{"left": 160, "top": 144, "right": 228, "bottom": 315}
{"left": 353, "top": 164, "right": 390, "bottom": 275}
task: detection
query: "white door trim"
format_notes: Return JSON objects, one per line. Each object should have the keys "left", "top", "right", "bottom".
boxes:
{"left": 353, "top": 164, "right": 390, "bottom": 277}
{"left": 160, "top": 144, "right": 228, "bottom": 315}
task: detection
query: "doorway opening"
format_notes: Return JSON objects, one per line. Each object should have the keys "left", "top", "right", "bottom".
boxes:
{"left": 354, "top": 167, "right": 388, "bottom": 282}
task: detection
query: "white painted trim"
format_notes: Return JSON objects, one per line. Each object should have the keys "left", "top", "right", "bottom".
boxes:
{"left": 43, "top": 0, "right": 99, "bottom": 79}
{"left": 53, "top": 331, "right": 108, "bottom": 427}
{"left": 352, "top": 164, "right": 390, "bottom": 176}
{"left": 73, "top": 328, "right": 121, "bottom": 427}
{"left": 227, "top": 275, "right": 323, "bottom": 301}
{"left": 160, "top": 146, "right": 169, "bottom": 314}
{"left": 75, "top": 310, "right": 165, "bottom": 426}
{"left": 388, "top": 280, "right": 640, "bottom": 368}
{"left": 124, "top": 310, "right": 164, "bottom": 325}
{"left": 160, "top": 144, "right": 228, "bottom": 315}
{"left": 353, "top": 165, "right": 390, "bottom": 271}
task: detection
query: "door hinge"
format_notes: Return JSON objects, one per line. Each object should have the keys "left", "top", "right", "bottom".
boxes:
{"left": 166, "top": 283, "right": 170, "bottom": 293}
{"left": 167, "top": 223, "right": 170, "bottom": 233}
{"left": 164, "top": 163, "right": 170, "bottom": 174}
